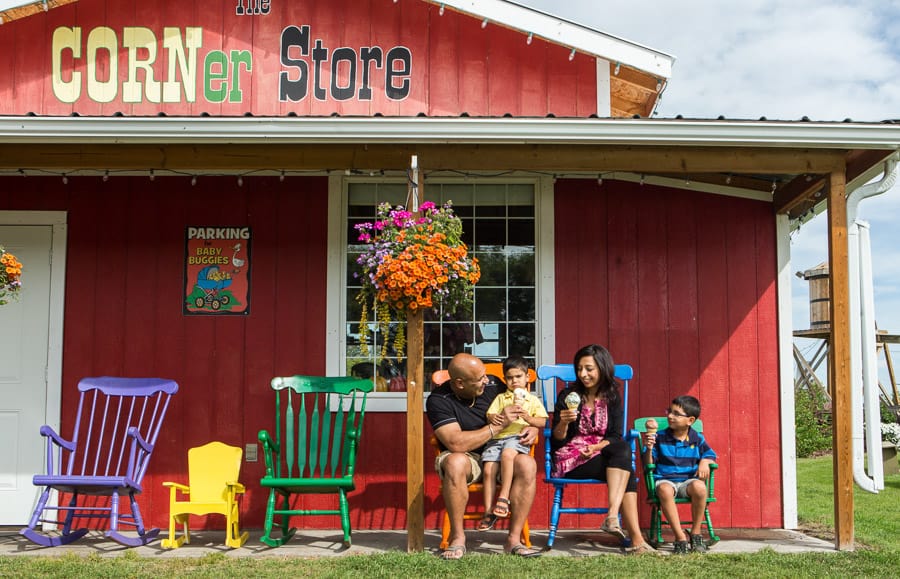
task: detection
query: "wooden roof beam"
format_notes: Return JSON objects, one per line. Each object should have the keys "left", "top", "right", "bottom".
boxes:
{"left": 0, "top": 144, "right": 849, "bottom": 174}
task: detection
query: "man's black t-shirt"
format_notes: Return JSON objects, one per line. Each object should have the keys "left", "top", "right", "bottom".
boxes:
{"left": 426, "top": 379, "right": 502, "bottom": 453}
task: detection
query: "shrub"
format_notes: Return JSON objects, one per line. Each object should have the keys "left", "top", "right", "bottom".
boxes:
{"left": 795, "top": 385, "right": 832, "bottom": 457}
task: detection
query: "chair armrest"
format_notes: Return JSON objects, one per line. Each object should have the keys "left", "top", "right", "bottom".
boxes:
{"left": 126, "top": 426, "right": 153, "bottom": 453}
{"left": 39, "top": 425, "right": 75, "bottom": 451}
{"left": 258, "top": 430, "right": 278, "bottom": 475}
{"left": 227, "top": 481, "right": 246, "bottom": 493}
{"left": 162, "top": 482, "right": 190, "bottom": 493}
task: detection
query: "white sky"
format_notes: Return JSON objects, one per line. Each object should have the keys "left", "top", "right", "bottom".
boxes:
{"left": 517, "top": 0, "right": 900, "bottom": 350}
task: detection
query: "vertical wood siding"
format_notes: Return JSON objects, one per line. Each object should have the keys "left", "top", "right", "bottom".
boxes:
{"left": 0, "top": 0, "right": 596, "bottom": 117}
{"left": 553, "top": 179, "right": 781, "bottom": 529}
{"left": 1, "top": 175, "right": 781, "bottom": 530}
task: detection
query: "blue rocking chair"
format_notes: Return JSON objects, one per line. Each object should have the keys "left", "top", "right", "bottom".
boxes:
{"left": 20, "top": 377, "right": 179, "bottom": 547}
{"left": 538, "top": 363, "right": 637, "bottom": 550}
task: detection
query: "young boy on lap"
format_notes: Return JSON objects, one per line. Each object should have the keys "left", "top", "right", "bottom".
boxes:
{"left": 478, "top": 357, "right": 547, "bottom": 530}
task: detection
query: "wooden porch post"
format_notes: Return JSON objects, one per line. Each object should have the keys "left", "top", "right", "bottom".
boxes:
{"left": 826, "top": 168, "right": 854, "bottom": 550}
{"left": 406, "top": 157, "right": 425, "bottom": 552}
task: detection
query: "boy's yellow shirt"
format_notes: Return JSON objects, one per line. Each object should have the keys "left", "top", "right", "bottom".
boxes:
{"left": 486, "top": 389, "right": 549, "bottom": 439}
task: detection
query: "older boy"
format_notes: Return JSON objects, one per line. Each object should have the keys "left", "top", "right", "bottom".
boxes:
{"left": 642, "top": 395, "right": 717, "bottom": 554}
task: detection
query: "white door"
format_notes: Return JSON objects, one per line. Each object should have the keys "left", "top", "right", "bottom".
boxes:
{"left": 0, "top": 225, "right": 53, "bottom": 524}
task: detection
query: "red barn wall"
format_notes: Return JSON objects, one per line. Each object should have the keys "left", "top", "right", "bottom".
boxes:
{"left": 0, "top": 0, "right": 597, "bottom": 117}
{"left": 2, "top": 176, "right": 782, "bottom": 531}
{"left": 552, "top": 179, "right": 782, "bottom": 529}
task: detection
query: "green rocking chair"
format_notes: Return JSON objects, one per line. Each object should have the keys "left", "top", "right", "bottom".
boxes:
{"left": 634, "top": 416, "right": 720, "bottom": 548}
{"left": 258, "top": 375, "right": 373, "bottom": 547}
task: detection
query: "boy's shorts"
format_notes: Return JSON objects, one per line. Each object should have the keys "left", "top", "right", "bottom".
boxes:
{"left": 435, "top": 451, "right": 483, "bottom": 484}
{"left": 655, "top": 478, "right": 702, "bottom": 498}
{"left": 481, "top": 435, "right": 530, "bottom": 462}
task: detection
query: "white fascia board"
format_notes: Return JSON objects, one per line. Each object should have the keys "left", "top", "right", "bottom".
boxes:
{"left": 423, "top": 0, "right": 674, "bottom": 79}
{"left": 1, "top": 117, "right": 899, "bottom": 149}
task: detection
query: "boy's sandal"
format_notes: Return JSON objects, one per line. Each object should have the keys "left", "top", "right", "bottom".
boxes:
{"left": 476, "top": 513, "right": 497, "bottom": 531}
{"left": 508, "top": 544, "right": 542, "bottom": 558}
{"left": 492, "top": 498, "right": 511, "bottom": 518}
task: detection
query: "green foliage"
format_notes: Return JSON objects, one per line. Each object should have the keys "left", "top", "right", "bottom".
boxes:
{"left": 794, "top": 385, "right": 832, "bottom": 458}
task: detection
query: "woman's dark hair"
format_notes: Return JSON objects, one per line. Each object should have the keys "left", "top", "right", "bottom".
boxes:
{"left": 572, "top": 344, "right": 620, "bottom": 406}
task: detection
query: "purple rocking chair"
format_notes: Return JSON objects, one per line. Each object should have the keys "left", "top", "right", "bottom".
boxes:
{"left": 20, "top": 377, "right": 179, "bottom": 547}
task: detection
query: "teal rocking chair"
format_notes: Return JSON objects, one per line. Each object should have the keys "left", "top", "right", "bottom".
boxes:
{"left": 258, "top": 375, "right": 373, "bottom": 547}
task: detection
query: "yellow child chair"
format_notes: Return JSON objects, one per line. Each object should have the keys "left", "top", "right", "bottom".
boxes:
{"left": 161, "top": 441, "right": 249, "bottom": 548}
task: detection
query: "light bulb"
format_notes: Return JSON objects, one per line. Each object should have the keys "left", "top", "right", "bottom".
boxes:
{"left": 526, "top": 33, "right": 533, "bottom": 45}
{"left": 482, "top": 19, "right": 488, "bottom": 29}
{"left": 614, "top": 62, "right": 621, "bottom": 76}
{"left": 191, "top": 175, "right": 198, "bottom": 186}
{"left": 639, "top": 174, "right": 645, "bottom": 186}
{"left": 597, "top": 175, "right": 603, "bottom": 186}
{"left": 62, "top": 174, "right": 68, "bottom": 184}
{"left": 237, "top": 176, "right": 244, "bottom": 187}
{"left": 725, "top": 174, "right": 732, "bottom": 185}
{"left": 569, "top": 49, "right": 576, "bottom": 61}
{"left": 279, "top": 171, "right": 285, "bottom": 182}
{"left": 102, "top": 171, "right": 109, "bottom": 182}
{"left": 149, "top": 169, "right": 155, "bottom": 182}
{"left": 439, "top": 3, "right": 444, "bottom": 15}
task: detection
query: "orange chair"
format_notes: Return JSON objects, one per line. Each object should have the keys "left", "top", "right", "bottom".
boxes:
{"left": 430, "top": 363, "right": 537, "bottom": 549}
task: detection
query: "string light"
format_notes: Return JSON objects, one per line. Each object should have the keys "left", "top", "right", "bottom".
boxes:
{"left": 279, "top": 170, "right": 285, "bottom": 182}
{"left": 237, "top": 176, "right": 243, "bottom": 187}
{"left": 725, "top": 174, "right": 732, "bottom": 185}
{"left": 597, "top": 174, "right": 603, "bottom": 186}
{"left": 481, "top": 18, "right": 488, "bottom": 29}
{"left": 771, "top": 179, "right": 777, "bottom": 192}
{"left": 526, "top": 32, "right": 533, "bottom": 45}
{"left": 439, "top": 3, "right": 444, "bottom": 15}
{"left": 639, "top": 174, "right": 645, "bottom": 186}
{"left": 614, "top": 62, "right": 621, "bottom": 75}
{"left": 102, "top": 170, "right": 109, "bottom": 182}
{"left": 149, "top": 169, "right": 155, "bottom": 181}
{"left": 569, "top": 48, "right": 576, "bottom": 61}
{"left": 62, "top": 174, "right": 68, "bottom": 184}
{"left": 191, "top": 175, "right": 198, "bottom": 186}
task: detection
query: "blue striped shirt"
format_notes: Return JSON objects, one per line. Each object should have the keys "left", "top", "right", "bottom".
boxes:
{"left": 651, "top": 427, "right": 716, "bottom": 482}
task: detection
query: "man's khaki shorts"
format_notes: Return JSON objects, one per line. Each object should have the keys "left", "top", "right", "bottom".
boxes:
{"left": 435, "top": 451, "right": 483, "bottom": 484}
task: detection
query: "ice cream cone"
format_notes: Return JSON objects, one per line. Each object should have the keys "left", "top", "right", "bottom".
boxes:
{"left": 564, "top": 392, "right": 580, "bottom": 410}
{"left": 513, "top": 388, "right": 528, "bottom": 403}
{"left": 645, "top": 418, "right": 658, "bottom": 435}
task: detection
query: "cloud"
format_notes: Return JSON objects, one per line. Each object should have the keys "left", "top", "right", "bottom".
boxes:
{"left": 517, "top": 0, "right": 900, "bottom": 333}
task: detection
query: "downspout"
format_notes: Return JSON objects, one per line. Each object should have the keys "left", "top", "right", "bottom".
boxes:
{"left": 847, "top": 155, "right": 898, "bottom": 493}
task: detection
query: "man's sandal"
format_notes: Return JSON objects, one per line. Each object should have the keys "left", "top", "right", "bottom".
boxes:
{"left": 439, "top": 545, "right": 466, "bottom": 560}
{"left": 508, "top": 544, "right": 542, "bottom": 558}
{"left": 476, "top": 513, "right": 497, "bottom": 531}
{"left": 492, "top": 497, "right": 511, "bottom": 518}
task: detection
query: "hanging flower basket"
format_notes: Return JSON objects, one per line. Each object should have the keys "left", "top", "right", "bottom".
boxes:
{"left": 354, "top": 201, "right": 480, "bottom": 360}
{"left": 0, "top": 245, "right": 23, "bottom": 306}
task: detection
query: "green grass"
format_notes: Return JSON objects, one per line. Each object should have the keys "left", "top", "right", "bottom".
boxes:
{"left": 1, "top": 455, "right": 898, "bottom": 578}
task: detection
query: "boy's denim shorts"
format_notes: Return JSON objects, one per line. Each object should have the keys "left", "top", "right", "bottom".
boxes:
{"left": 655, "top": 478, "right": 702, "bottom": 498}
{"left": 481, "top": 435, "right": 530, "bottom": 462}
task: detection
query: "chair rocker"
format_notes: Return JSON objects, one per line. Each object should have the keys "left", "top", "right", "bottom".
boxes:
{"left": 258, "top": 375, "right": 373, "bottom": 548}
{"left": 428, "top": 364, "right": 537, "bottom": 549}
{"left": 634, "top": 416, "right": 719, "bottom": 547}
{"left": 161, "top": 441, "right": 249, "bottom": 549}
{"left": 538, "top": 363, "right": 637, "bottom": 550}
{"left": 20, "top": 377, "right": 178, "bottom": 547}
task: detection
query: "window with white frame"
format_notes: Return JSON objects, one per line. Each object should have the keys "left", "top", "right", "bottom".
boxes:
{"left": 343, "top": 180, "right": 537, "bottom": 397}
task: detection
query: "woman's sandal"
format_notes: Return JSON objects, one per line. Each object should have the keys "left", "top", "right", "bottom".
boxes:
{"left": 492, "top": 497, "right": 511, "bottom": 518}
{"left": 476, "top": 513, "right": 497, "bottom": 531}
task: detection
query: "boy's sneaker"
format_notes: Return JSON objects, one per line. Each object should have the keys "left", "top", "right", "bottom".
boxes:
{"left": 691, "top": 534, "right": 708, "bottom": 553}
{"left": 672, "top": 540, "right": 690, "bottom": 555}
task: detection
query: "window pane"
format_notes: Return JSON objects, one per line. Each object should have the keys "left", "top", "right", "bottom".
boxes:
{"left": 509, "top": 288, "right": 535, "bottom": 321}
{"left": 475, "top": 219, "right": 506, "bottom": 246}
{"left": 475, "top": 287, "right": 506, "bottom": 321}
{"left": 508, "top": 252, "right": 535, "bottom": 286}
{"left": 508, "top": 218, "right": 535, "bottom": 246}
{"left": 509, "top": 323, "right": 536, "bottom": 357}
{"left": 475, "top": 252, "right": 506, "bottom": 286}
